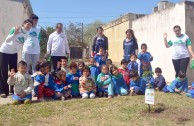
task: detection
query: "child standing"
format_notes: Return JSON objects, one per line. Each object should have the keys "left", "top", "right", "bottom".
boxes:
{"left": 129, "top": 70, "right": 147, "bottom": 96}
{"left": 118, "top": 59, "right": 130, "bottom": 89}
{"left": 94, "top": 47, "right": 107, "bottom": 71}
{"left": 79, "top": 66, "right": 96, "bottom": 99}
{"left": 55, "top": 70, "right": 71, "bottom": 100}
{"left": 110, "top": 66, "right": 128, "bottom": 97}
{"left": 7, "top": 61, "right": 33, "bottom": 105}
{"left": 163, "top": 71, "right": 188, "bottom": 93}
{"left": 96, "top": 65, "right": 113, "bottom": 98}
{"left": 127, "top": 54, "right": 138, "bottom": 71}
{"left": 88, "top": 57, "right": 99, "bottom": 81}
{"left": 34, "top": 61, "right": 56, "bottom": 101}
{"left": 154, "top": 67, "right": 166, "bottom": 91}
{"left": 66, "top": 62, "right": 80, "bottom": 97}
{"left": 138, "top": 43, "right": 153, "bottom": 76}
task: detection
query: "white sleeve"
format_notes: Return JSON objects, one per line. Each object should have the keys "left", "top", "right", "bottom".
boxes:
{"left": 5, "top": 34, "right": 16, "bottom": 43}
{"left": 64, "top": 34, "right": 70, "bottom": 54}
{"left": 24, "top": 76, "right": 34, "bottom": 94}
{"left": 47, "top": 34, "right": 53, "bottom": 54}
{"left": 7, "top": 77, "right": 16, "bottom": 86}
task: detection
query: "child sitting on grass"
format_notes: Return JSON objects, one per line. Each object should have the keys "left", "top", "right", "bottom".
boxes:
{"left": 154, "top": 67, "right": 166, "bottom": 91}
{"left": 79, "top": 66, "right": 96, "bottom": 99}
{"left": 55, "top": 70, "right": 71, "bottom": 100}
{"left": 110, "top": 66, "right": 128, "bottom": 97}
{"left": 7, "top": 61, "right": 33, "bottom": 105}
{"left": 163, "top": 71, "right": 188, "bottom": 93}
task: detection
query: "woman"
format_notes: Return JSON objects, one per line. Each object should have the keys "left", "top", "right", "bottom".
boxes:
{"left": 164, "top": 25, "right": 194, "bottom": 77}
{"left": 22, "top": 14, "right": 41, "bottom": 74}
{"left": 0, "top": 19, "right": 33, "bottom": 98}
{"left": 123, "top": 29, "right": 138, "bottom": 62}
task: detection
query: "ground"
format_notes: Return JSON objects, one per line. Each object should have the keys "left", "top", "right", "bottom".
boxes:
{"left": 0, "top": 92, "right": 194, "bottom": 126}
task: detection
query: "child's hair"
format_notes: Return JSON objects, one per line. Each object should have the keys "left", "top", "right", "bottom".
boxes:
{"left": 125, "top": 29, "right": 137, "bottom": 42}
{"left": 61, "top": 56, "right": 68, "bottom": 61}
{"left": 155, "top": 67, "right": 162, "bottom": 73}
{"left": 120, "top": 59, "right": 128, "bottom": 65}
{"left": 178, "top": 71, "right": 186, "bottom": 78}
{"left": 97, "top": 26, "right": 103, "bottom": 32}
{"left": 36, "top": 61, "right": 50, "bottom": 72}
{"left": 82, "top": 66, "right": 91, "bottom": 76}
{"left": 56, "top": 70, "right": 66, "bottom": 80}
{"left": 69, "top": 62, "right": 78, "bottom": 69}
{"left": 106, "top": 59, "right": 112, "bottom": 64}
{"left": 78, "top": 61, "right": 85, "bottom": 67}
{"left": 101, "top": 64, "right": 109, "bottom": 71}
{"left": 110, "top": 65, "right": 118, "bottom": 75}
{"left": 142, "top": 63, "right": 150, "bottom": 71}
{"left": 130, "top": 54, "right": 137, "bottom": 59}
{"left": 130, "top": 70, "right": 139, "bottom": 78}
{"left": 89, "top": 57, "right": 95, "bottom": 62}
{"left": 30, "top": 14, "right": 39, "bottom": 20}
{"left": 23, "top": 19, "right": 33, "bottom": 26}
{"left": 18, "top": 60, "right": 27, "bottom": 67}
{"left": 141, "top": 43, "right": 147, "bottom": 49}
{"left": 173, "top": 25, "right": 181, "bottom": 30}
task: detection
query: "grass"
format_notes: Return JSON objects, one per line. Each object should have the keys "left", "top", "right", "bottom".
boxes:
{"left": 0, "top": 92, "right": 194, "bottom": 126}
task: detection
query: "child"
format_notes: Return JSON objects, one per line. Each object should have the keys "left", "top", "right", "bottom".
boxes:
{"left": 163, "top": 71, "right": 188, "bottom": 93}
{"left": 56, "top": 57, "right": 69, "bottom": 73}
{"left": 34, "top": 61, "right": 56, "bottom": 101}
{"left": 55, "top": 70, "right": 71, "bottom": 100}
{"left": 127, "top": 54, "right": 138, "bottom": 71}
{"left": 110, "top": 66, "right": 128, "bottom": 96}
{"left": 154, "top": 67, "right": 166, "bottom": 91}
{"left": 106, "top": 59, "right": 113, "bottom": 71}
{"left": 79, "top": 66, "right": 96, "bottom": 99}
{"left": 96, "top": 65, "right": 113, "bottom": 98}
{"left": 66, "top": 62, "right": 80, "bottom": 97}
{"left": 186, "top": 82, "right": 194, "bottom": 98}
{"left": 129, "top": 70, "right": 147, "bottom": 96}
{"left": 94, "top": 47, "right": 107, "bottom": 70}
{"left": 88, "top": 57, "right": 99, "bottom": 81}
{"left": 138, "top": 43, "right": 153, "bottom": 76}
{"left": 118, "top": 59, "right": 130, "bottom": 89}
{"left": 77, "top": 61, "right": 85, "bottom": 76}
{"left": 7, "top": 61, "right": 33, "bottom": 105}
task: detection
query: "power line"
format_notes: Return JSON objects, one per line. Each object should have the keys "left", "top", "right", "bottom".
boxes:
{"left": 40, "top": 16, "right": 119, "bottom": 19}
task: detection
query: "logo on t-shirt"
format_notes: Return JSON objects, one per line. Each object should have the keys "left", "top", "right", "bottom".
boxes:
{"left": 29, "top": 31, "right": 37, "bottom": 37}
{"left": 16, "top": 37, "right": 25, "bottom": 44}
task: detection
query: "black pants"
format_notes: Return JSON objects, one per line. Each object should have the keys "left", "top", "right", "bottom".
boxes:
{"left": 172, "top": 57, "right": 190, "bottom": 78}
{"left": 51, "top": 56, "right": 65, "bottom": 71}
{"left": 0, "top": 52, "right": 17, "bottom": 95}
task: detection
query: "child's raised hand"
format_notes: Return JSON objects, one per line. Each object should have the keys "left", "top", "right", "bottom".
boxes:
{"left": 163, "top": 33, "right": 168, "bottom": 39}
{"left": 14, "top": 26, "right": 20, "bottom": 35}
{"left": 10, "top": 69, "right": 15, "bottom": 78}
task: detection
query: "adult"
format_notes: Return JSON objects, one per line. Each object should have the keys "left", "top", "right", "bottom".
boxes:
{"left": 91, "top": 27, "right": 108, "bottom": 57}
{"left": 0, "top": 19, "right": 33, "bottom": 98}
{"left": 22, "top": 14, "right": 41, "bottom": 74}
{"left": 164, "top": 25, "right": 194, "bottom": 77}
{"left": 46, "top": 23, "right": 70, "bottom": 71}
{"left": 123, "top": 29, "right": 138, "bottom": 62}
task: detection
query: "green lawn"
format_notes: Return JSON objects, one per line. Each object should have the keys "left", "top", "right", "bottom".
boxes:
{"left": 0, "top": 92, "right": 194, "bottom": 126}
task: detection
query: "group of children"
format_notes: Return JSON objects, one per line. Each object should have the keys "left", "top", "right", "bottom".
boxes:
{"left": 7, "top": 43, "right": 194, "bottom": 105}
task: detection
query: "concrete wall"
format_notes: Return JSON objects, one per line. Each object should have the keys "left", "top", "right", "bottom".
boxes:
{"left": 103, "top": 14, "right": 145, "bottom": 63}
{"left": 0, "top": 0, "right": 32, "bottom": 60}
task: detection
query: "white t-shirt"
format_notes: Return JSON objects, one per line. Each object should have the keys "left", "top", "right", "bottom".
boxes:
{"left": 168, "top": 34, "right": 192, "bottom": 59}
{"left": 23, "top": 26, "right": 41, "bottom": 54}
{"left": 47, "top": 31, "right": 70, "bottom": 56}
{"left": 0, "top": 27, "right": 28, "bottom": 54}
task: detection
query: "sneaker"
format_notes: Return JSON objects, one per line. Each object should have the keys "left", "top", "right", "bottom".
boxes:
{"left": 61, "top": 96, "right": 66, "bottom": 101}
{"left": 0, "top": 94, "right": 7, "bottom": 98}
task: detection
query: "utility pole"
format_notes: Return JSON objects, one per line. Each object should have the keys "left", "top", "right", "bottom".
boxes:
{"left": 81, "top": 23, "right": 84, "bottom": 43}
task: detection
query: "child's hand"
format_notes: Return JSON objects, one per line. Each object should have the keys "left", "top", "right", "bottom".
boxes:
{"left": 73, "top": 77, "right": 79, "bottom": 80}
{"left": 130, "top": 87, "right": 134, "bottom": 90}
{"left": 57, "top": 61, "right": 61, "bottom": 68}
{"left": 175, "top": 88, "right": 180, "bottom": 93}
{"left": 68, "top": 85, "right": 72, "bottom": 88}
{"left": 163, "top": 33, "right": 168, "bottom": 39}
{"left": 14, "top": 26, "right": 20, "bottom": 35}
{"left": 101, "top": 77, "right": 106, "bottom": 81}
{"left": 64, "top": 86, "right": 68, "bottom": 90}
{"left": 9, "top": 69, "right": 15, "bottom": 78}
{"left": 20, "top": 92, "right": 26, "bottom": 98}
{"left": 96, "top": 62, "right": 99, "bottom": 67}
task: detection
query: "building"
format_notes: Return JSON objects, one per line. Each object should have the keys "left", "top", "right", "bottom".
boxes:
{"left": 0, "top": 0, "right": 33, "bottom": 59}
{"left": 103, "top": 1, "right": 194, "bottom": 84}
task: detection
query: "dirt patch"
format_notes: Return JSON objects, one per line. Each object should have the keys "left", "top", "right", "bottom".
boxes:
{"left": 142, "top": 103, "right": 168, "bottom": 114}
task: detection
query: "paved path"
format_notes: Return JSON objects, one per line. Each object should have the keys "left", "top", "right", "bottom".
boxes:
{"left": 0, "top": 96, "right": 37, "bottom": 105}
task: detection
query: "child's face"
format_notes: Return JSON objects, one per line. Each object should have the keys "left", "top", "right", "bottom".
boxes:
{"left": 106, "top": 61, "right": 112, "bottom": 66}
{"left": 90, "top": 59, "right": 95, "bottom": 66}
{"left": 155, "top": 72, "right": 161, "bottom": 77}
{"left": 179, "top": 77, "right": 185, "bottom": 81}
{"left": 78, "top": 64, "right": 84, "bottom": 70}
{"left": 112, "top": 69, "right": 119, "bottom": 76}
{"left": 99, "top": 49, "right": 105, "bottom": 55}
{"left": 44, "top": 66, "right": 50, "bottom": 74}
{"left": 131, "top": 77, "right": 138, "bottom": 81}
{"left": 121, "top": 63, "right": 128, "bottom": 70}
{"left": 101, "top": 66, "right": 109, "bottom": 74}
{"left": 18, "top": 65, "right": 27, "bottom": 74}
{"left": 61, "top": 59, "right": 68, "bottom": 67}
{"left": 141, "top": 46, "right": 147, "bottom": 52}
{"left": 60, "top": 74, "right": 66, "bottom": 82}
{"left": 83, "top": 69, "right": 90, "bottom": 77}
{"left": 130, "top": 56, "right": 137, "bottom": 62}
{"left": 70, "top": 67, "right": 77, "bottom": 74}
{"left": 126, "top": 32, "right": 132, "bottom": 38}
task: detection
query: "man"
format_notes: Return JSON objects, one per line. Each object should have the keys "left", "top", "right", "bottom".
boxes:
{"left": 46, "top": 23, "right": 70, "bottom": 71}
{"left": 91, "top": 27, "right": 108, "bottom": 58}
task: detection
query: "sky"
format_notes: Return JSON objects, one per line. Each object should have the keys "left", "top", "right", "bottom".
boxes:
{"left": 30, "top": 0, "right": 182, "bottom": 27}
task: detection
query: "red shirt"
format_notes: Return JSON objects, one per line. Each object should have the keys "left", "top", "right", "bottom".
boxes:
{"left": 118, "top": 67, "right": 130, "bottom": 85}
